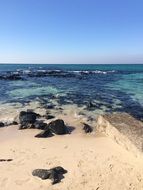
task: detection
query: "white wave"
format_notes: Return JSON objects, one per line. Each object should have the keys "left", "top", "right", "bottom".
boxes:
{"left": 69, "top": 70, "right": 116, "bottom": 74}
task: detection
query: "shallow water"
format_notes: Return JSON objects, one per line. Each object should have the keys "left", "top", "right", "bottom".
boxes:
{"left": 0, "top": 64, "right": 143, "bottom": 120}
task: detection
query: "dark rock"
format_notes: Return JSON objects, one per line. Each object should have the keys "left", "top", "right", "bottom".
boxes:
{"left": 33, "top": 121, "right": 47, "bottom": 130}
{"left": 46, "top": 119, "right": 68, "bottom": 135}
{"left": 19, "top": 111, "right": 37, "bottom": 124}
{"left": 32, "top": 169, "right": 51, "bottom": 180}
{"left": 58, "top": 107, "right": 63, "bottom": 110}
{"left": 3, "top": 121, "right": 18, "bottom": 126}
{"left": 6, "top": 74, "right": 22, "bottom": 80}
{"left": 46, "top": 105, "right": 55, "bottom": 109}
{"left": 12, "top": 121, "right": 18, "bottom": 125}
{"left": 44, "top": 115, "right": 55, "bottom": 120}
{"left": 19, "top": 123, "right": 32, "bottom": 130}
{"left": 82, "top": 123, "right": 93, "bottom": 133}
{"left": 26, "top": 109, "right": 41, "bottom": 118}
{"left": 0, "top": 74, "right": 22, "bottom": 80}
{"left": 19, "top": 111, "right": 37, "bottom": 129}
{"left": 87, "top": 101, "right": 95, "bottom": 108}
{"left": 0, "top": 122, "right": 5, "bottom": 128}
{"left": 32, "top": 166, "right": 67, "bottom": 184}
{"left": 35, "top": 129, "right": 54, "bottom": 138}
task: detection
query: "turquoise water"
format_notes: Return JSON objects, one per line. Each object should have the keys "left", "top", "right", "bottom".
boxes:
{"left": 0, "top": 64, "right": 143, "bottom": 120}
{"left": 0, "top": 63, "right": 143, "bottom": 72}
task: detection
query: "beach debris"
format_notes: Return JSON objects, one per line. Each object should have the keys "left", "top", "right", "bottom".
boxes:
{"left": 19, "top": 111, "right": 38, "bottom": 129}
{"left": 0, "top": 122, "right": 5, "bottom": 128}
{"left": 82, "top": 123, "right": 93, "bottom": 133}
{"left": 0, "top": 159, "right": 13, "bottom": 162}
{"left": 45, "top": 119, "right": 68, "bottom": 135}
{"left": 35, "top": 128, "right": 54, "bottom": 138}
{"left": 32, "top": 166, "right": 67, "bottom": 184}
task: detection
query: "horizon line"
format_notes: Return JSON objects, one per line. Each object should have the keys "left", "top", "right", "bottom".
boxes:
{"left": 0, "top": 63, "right": 143, "bottom": 65}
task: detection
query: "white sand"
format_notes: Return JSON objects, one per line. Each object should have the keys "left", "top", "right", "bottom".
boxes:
{"left": 0, "top": 122, "right": 143, "bottom": 190}
{"left": 0, "top": 102, "right": 143, "bottom": 190}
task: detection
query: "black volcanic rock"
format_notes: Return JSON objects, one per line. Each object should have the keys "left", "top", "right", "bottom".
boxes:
{"left": 0, "top": 74, "right": 22, "bottom": 80}
{"left": 35, "top": 129, "right": 54, "bottom": 138}
{"left": 82, "top": 123, "right": 93, "bottom": 133}
{"left": 44, "top": 114, "right": 55, "bottom": 120}
{"left": 12, "top": 121, "right": 18, "bottom": 125}
{"left": 32, "top": 166, "right": 67, "bottom": 184}
{"left": 45, "top": 119, "right": 68, "bottom": 135}
{"left": 87, "top": 101, "right": 95, "bottom": 109}
{"left": 33, "top": 121, "right": 47, "bottom": 130}
{"left": 0, "top": 122, "right": 5, "bottom": 128}
{"left": 19, "top": 111, "right": 37, "bottom": 129}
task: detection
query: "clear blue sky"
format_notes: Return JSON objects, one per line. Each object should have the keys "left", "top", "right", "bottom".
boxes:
{"left": 0, "top": 0, "right": 143, "bottom": 63}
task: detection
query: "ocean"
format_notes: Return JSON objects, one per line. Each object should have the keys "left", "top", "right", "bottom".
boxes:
{"left": 0, "top": 64, "right": 143, "bottom": 120}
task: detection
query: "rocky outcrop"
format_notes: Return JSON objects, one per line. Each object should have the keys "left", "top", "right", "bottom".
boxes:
{"left": 96, "top": 113, "right": 143, "bottom": 156}
{"left": 18, "top": 110, "right": 68, "bottom": 137}
{"left": 32, "top": 166, "right": 67, "bottom": 184}
{"left": 0, "top": 74, "right": 22, "bottom": 80}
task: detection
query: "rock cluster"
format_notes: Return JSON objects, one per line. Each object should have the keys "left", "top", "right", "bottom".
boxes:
{"left": 18, "top": 111, "right": 69, "bottom": 138}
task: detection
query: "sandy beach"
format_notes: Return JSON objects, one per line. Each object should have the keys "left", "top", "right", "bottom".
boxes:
{"left": 0, "top": 104, "right": 143, "bottom": 190}
{"left": 1, "top": 0, "right": 143, "bottom": 188}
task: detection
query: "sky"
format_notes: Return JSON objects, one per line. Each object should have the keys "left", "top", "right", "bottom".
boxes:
{"left": 0, "top": 0, "right": 143, "bottom": 64}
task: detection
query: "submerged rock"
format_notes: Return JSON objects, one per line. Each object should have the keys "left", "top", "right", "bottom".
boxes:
{"left": 46, "top": 119, "right": 68, "bottom": 135}
{"left": 32, "top": 166, "right": 67, "bottom": 184}
{"left": 43, "top": 104, "right": 55, "bottom": 109}
{"left": 87, "top": 101, "right": 95, "bottom": 109}
{"left": 47, "top": 105, "right": 55, "bottom": 109}
{"left": 0, "top": 74, "right": 22, "bottom": 80}
{"left": 82, "top": 123, "right": 93, "bottom": 133}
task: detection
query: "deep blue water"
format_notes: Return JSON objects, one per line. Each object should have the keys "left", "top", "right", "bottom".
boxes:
{"left": 1, "top": 64, "right": 143, "bottom": 120}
